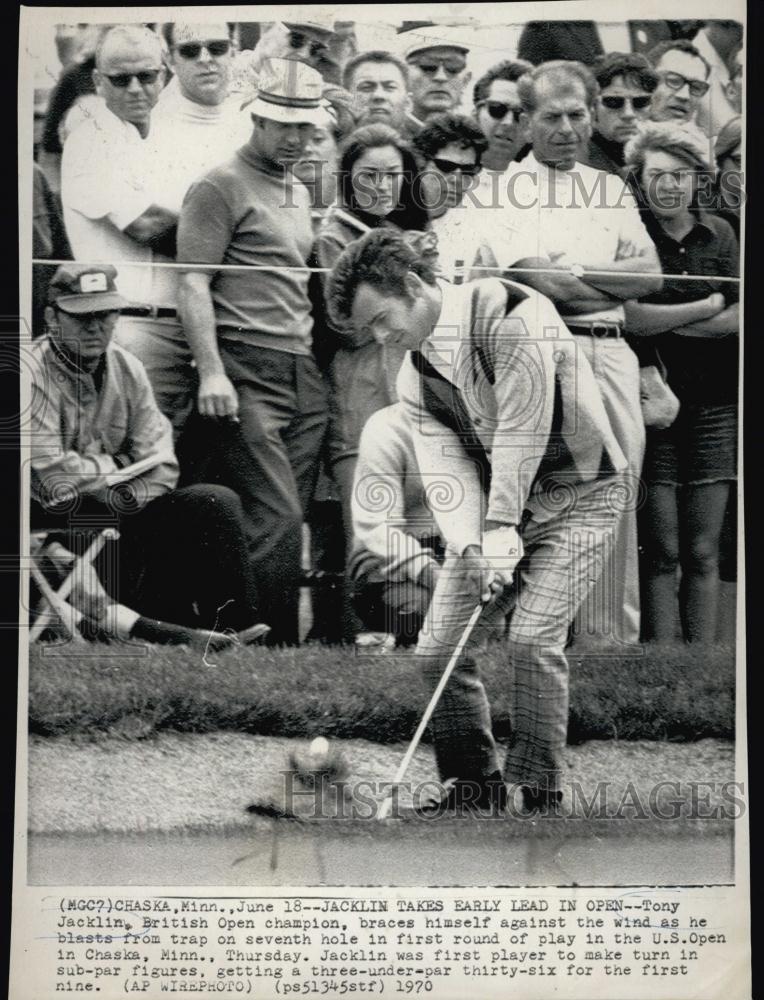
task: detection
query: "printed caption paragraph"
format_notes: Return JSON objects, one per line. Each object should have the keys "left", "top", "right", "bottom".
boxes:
{"left": 30, "top": 889, "right": 743, "bottom": 998}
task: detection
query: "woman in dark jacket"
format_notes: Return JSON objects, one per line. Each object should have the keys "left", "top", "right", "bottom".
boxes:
{"left": 623, "top": 122, "right": 739, "bottom": 644}
{"left": 307, "top": 123, "right": 431, "bottom": 641}
{"left": 312, "top": 124, "right": 429, "bottom": 516}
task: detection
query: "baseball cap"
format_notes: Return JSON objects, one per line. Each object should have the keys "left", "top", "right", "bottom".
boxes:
{"left": 401, "top": 25, "right": 470, "bottom": 61}
{"left": 48, "top": 264, "right": 129, "bottom": 315}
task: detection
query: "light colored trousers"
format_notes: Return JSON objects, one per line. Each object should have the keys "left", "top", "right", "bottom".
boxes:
{"left": 571, "top": 336, "right": 644, "bottom": 646}
{"left": 114, "top": 317, "right": 197, "bottom": 439}
{"left": 416, "top": 481, "right": 619, "bottom": 789}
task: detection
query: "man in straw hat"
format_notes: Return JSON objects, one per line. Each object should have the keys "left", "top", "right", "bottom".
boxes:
{"left": 177, "top": 58, "right": 329, "bottom": 646}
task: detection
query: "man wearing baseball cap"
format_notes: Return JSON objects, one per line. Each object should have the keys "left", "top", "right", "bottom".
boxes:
{"left": 401, "top": 25, "right": 471, "bottom": 129}
{"left": 177, "top": 58, "right": 329, "bottom": 646}
{"left": 30, "top": 263, "right": 269, "bottom": 648}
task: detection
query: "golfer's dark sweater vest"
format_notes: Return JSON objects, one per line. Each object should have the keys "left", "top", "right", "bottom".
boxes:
{"left": 412, "top": 280, "right": 580, "bottom": 504}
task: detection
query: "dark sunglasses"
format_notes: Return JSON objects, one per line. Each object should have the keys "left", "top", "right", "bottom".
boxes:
{"left": 412, "top": 59, "right": 466, "bottom": 77}
{"left": 289, "top": 31, "right": 329, "bottom": 58}
{"left": 478, "top": 99, "right": 521, "bottom": 121}
{"left": 431, "top": 157, "right": 481, "bottom": 176}
{"left": 104, "top": 70, "right": 161, "bottom": 88}
{"left": 175, "top": 39, "right": 231, "bottom": 60}
{"left": 661, "top": 71, "right": 710, "bottom": 98}
{"left": 600, "top": 95, "right": 652, "bottom": 111}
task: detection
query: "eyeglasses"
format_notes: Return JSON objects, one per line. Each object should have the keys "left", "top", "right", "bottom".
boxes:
{"left": 103, "top": 70, "right": 161, "bottom": 88}
{"left": 477, "top": 99, "right": 521, "bottom": 121}
{"left": 289, "top": 31, "right": 329, "bottom": 59}
{"left": 175, "top": 39, "right": 231, "bottom": 60}
{"left": 431, "top": 157, "right": 481, "bottom": 176}
{"left": 600, "top": 95, "right": 652, "bottom": 111}
{"left": 660, "top": 71, "right": 710, "bottom": 98}
{"left": 411, "top": 59, "right": 466, "bottom": 77}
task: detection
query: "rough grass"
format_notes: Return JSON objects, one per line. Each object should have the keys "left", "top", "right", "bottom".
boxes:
{"left": 28, "top": 639, "right": 735, "bottom": 743}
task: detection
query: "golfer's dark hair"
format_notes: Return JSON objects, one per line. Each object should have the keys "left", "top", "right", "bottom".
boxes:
{"left": 647, "top": 38, "right": 711, "bottom": 78}
{"left": 517, "top": 60, "right": 599, "bottom": 114}
{"left": 343, "top": 49, "right": 410, "bottom": 90}
{"left": 338, "top": 123, "right": 429, "bottom": 230}
{"left": 591, "top": 52, "right": 659, "bottom": 93}
{"left": 412, "top": 112, "right": 487, "bottom": 163}
{"left": 326, "top": 228, "right": 438, "bottom": 327}
{"left": 473, "top": 58, "right": 533, "bottom": 106}
{"left": 162, "top": 22, "right": 235, "bottom": 49}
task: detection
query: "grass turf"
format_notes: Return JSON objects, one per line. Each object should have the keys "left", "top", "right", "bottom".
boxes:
{"left": 29, "top": 640, "right": 734, "bottom": 743}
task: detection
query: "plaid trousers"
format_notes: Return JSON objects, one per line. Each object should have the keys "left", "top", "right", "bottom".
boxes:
{"left": 416, "top": 480, "right": 620, "bottom": 790}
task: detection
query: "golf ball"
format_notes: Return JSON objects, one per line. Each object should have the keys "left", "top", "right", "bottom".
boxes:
{"left": 310, "top": 737, "right": 330, "bottom": 757}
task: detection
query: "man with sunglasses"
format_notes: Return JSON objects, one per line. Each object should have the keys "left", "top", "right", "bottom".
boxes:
{"left": 583, "top": 52, "right": 658, "bottom": 174}
{"left": 244, "top": 21, "right": 342, "bottom": 87}
{"left": 648, "top": 39, "right": 711, "bottom": 126}
{"left": 121, "top": 23, "right": 251, "bottom": 438}
{"left": 473, "top": 60, "right": 533, "bottom": 175}
{"left": 402, "top": 29, "right": 472, "bottom": 128}
{"left": 61, "top": 25, "right": 176, "bottom": 314}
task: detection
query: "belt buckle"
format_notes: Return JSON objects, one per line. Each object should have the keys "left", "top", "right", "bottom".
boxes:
{"left": 591, "top": 322, "right": 610, "bottom": 338}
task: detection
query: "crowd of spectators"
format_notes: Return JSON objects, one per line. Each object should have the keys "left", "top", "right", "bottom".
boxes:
{"left": 30, "top": 17, "right": 743, "bottom": 651}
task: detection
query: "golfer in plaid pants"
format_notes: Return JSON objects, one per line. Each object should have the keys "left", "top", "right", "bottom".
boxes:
{"left": 326, "top": 229, "right": 628, "bottom": 812}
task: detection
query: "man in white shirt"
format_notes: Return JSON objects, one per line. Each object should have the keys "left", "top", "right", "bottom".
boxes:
{"left": 61, "top": 25, "right": 176, "bottom": 310}
{"left": 120, "top": 22, "right": 252, "bottom": 436}
{"left": 508, "top": 60, "right": 663, "bottom": 646}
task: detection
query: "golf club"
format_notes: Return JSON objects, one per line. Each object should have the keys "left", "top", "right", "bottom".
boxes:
{"left": 377, "top": 601, "right": 485, "bottom": 820}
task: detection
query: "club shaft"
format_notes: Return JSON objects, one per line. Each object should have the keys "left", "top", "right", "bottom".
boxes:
{"left": 378, "top": 602, "right": 484, "bottom": 819}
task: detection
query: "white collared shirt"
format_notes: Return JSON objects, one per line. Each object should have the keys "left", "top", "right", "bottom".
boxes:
{"left": 504, "top": 152, "right": 656, "bottom": 323}
{"left": 61, "top": 105, "right": 155, "bottom": 305}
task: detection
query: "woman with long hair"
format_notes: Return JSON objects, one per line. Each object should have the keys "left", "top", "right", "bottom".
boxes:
{"left": 307, "top": 123, "right": 430, "bottom": 642}
{"left": 623, "top": 122, "right": 739, "bottom": 643}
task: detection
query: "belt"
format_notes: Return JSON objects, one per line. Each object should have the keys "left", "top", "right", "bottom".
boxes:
{"left": 121, "top": 306, "right": 178, "bottom": 319}
{"left": 566, "top": 321, "right": 624, "bottom": 339}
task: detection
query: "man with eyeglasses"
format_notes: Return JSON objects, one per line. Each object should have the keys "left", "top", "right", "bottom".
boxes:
{"left": 61, "top": 25, "right": 176, "bottom": 317}
{"left": 402, "top": 29, "right": 472, "bottom": 128}
{"left": 117, "top": 23, "right": 251, "bottom": 438}
{"left": 647, "top": 39, "right": 711, "bottom": 126}
{"left": 583, "top": 52, "right": 658, "bottom": 174}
